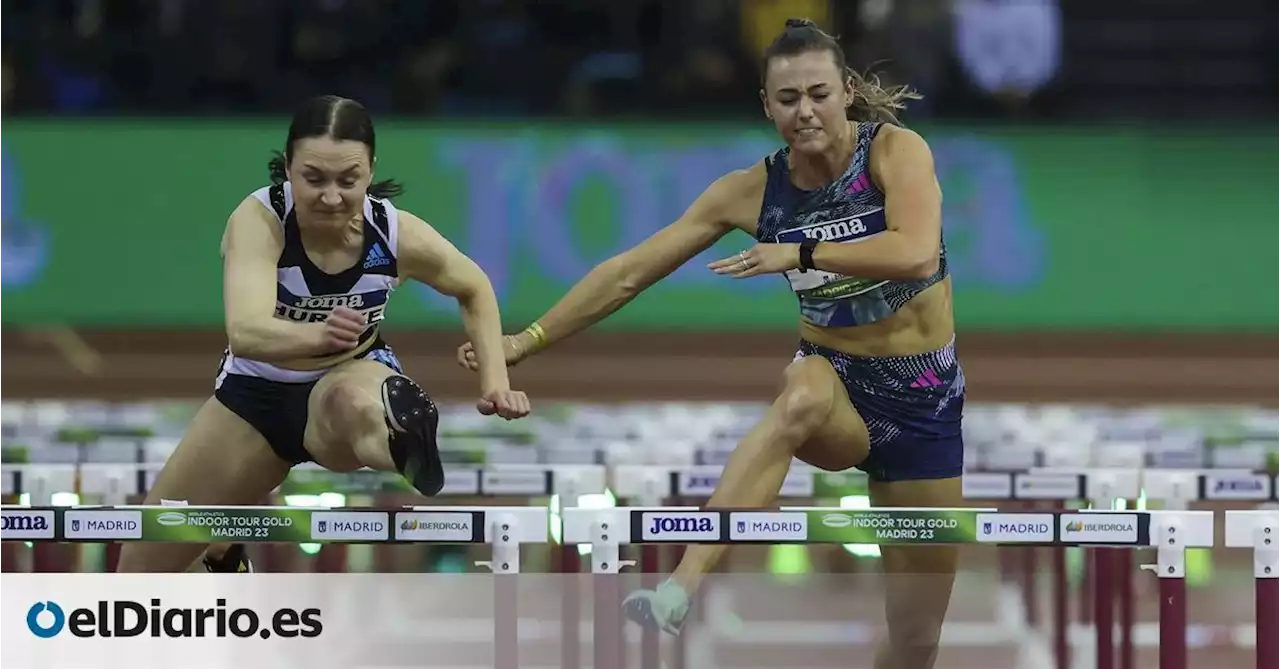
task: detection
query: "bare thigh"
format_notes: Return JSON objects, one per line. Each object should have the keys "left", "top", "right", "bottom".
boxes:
{"left": 869, "top": 477, "right": 963, "bottom": 667}
{"left": 787, "top": 355, "right": 871, "bottom": 472}
{"left": 302, "top": 359, "right": 402, "bottom": 473}
{"left": 116, "top": 398, "right": 291, "bottom": 573}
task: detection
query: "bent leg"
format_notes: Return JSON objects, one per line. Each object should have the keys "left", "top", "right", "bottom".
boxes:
{"left": 870, "top": 477, "right": 963, "bottom": 669}
{"left": 669, "top": 356, "right": 869, "bottom": 593}
{"left": 116, "top": 398, "right": 291, "bottom": 573}
{"left": 303, "top": 360, "right": 443, "bottom": 495}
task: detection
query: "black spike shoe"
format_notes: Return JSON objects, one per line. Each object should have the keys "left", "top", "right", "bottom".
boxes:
{"left": 203, "top": 544, "right": 253, "bottom": 573}
{"left": 382, "top": 375, "right": 445, "bottom": 496}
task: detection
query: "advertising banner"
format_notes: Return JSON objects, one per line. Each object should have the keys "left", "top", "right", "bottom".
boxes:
{"left": 2, "top": 122, "right": 1274, "bottom": 330}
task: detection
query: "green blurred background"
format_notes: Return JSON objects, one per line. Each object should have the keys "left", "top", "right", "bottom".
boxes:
{"left": 4, "top": 122, "right": 1275, "bottom": 332}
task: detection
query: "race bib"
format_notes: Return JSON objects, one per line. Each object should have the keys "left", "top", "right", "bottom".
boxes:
{"left": 775, "top": 209, "right": 889, "bottom": 296}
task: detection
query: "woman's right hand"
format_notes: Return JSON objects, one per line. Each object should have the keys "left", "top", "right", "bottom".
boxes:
{"left": 320, "top": 306, "right": 367, "bottom": 352}
{"left": 456, "top": 333, "right": 529, "bottom": 371}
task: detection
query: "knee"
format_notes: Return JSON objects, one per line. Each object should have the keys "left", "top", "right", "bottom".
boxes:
{"left": 317, "top": 381, "right": 383, "bottom": 439}
{"left": 774, "top": 382, "right": 831, "bottom": 443}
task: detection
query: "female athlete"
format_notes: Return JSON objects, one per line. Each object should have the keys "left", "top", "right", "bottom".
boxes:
{"left": 118, "top": 95, "right": 530, "bottom": 573}
{"left": 459, "top": 20, "right": 962, "bottom": 668}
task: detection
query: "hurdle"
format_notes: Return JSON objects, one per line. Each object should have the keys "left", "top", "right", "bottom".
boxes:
{"left": 966, "top": 467, "right": 1277, "bottom": 669}
{"left": 4, "top": 502, "right": 1272, "bottom": 669}
{"left": 0, "top": 462, "right": 606, "bottom": 575}
{"left": 3, "top": 459, "right": 1274, "bottom": 668}
{"left": 605, "top": 464, "right": 1278, "bottom": 669}
{"left": 563, "top": 505, "right": 1216, "bottom": 669}
{"left": 0, "top": 502, "right": 550, "bottom": 669}
{"left": 1224, "top": 509, "right": 1280, "bottom": 669}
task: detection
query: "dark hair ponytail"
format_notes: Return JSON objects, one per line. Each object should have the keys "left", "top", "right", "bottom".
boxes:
{"left": 763, "top": 18, "right": 922, "bottom": 124}
{"left": 366, "top": 178, "right": 404, "bottom": 200}
{"left": 268, "top": 95, "right": 406, "bottom": 200}
{"left": 268, "top": 151, "right": 288, "bottom": 185}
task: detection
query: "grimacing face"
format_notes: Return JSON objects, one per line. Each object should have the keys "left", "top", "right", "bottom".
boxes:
{"left": 286, "top": 136, "right": 374, "bottom": 227}
{"left": 760, "top": 49, "right": 854, "bottom": 155}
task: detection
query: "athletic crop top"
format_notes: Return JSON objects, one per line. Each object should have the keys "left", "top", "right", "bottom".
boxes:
{"left": 753, "top": 122, "right": 948, "bottom": 329}
{"left": 216, "top": 182, "right": 401, "bottom": 384}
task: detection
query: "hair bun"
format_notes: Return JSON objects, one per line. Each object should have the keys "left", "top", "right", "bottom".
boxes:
{"left": 785, "top": 18, "right": 817, "bottom": 29}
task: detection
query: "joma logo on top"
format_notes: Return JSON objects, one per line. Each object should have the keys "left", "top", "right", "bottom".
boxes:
{"left": 799, "top": 217, "right": 868, "bottom": 241}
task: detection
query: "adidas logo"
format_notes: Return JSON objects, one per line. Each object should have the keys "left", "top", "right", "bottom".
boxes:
{"left": 363, "top": 244, "right": 391, "bottom": 270}
{"left": 847, "top": 173, "right": 871, "bottom": 194}
{"left": 909, "top": 369, "right": 944, "bottom": 389}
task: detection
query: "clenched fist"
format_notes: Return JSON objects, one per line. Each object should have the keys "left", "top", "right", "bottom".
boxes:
{"left": 321, "top": 306, "right": 367, "bottom": 352}
{"left": 476, "top": 388, "right": 531, "bottom": 420}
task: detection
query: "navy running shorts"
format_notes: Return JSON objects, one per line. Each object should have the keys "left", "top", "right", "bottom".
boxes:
{"left": 794, "top": 337, "right": 965, "bottom": 482}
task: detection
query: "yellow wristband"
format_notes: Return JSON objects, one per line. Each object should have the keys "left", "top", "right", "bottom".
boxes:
{"left": 523, "top": 322, "right": 548, "bottom": 349}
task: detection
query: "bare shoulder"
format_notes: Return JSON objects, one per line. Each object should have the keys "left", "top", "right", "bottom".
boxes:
{"left": 393, "top": 207, "right": 447, "bottom": 244}
{"left": 701, "top": 160, "right": 767, "bottom": 232}
{"left": 221, "top": 194, "right": 283, "bottom": 258}
{"left": 870, "top": 125, "right": 934, "bottom": 165}
{"left": 392, "top": 207, "right": 461, "bottom": 271}
{"left": 394, "top": 207, "right": 430, "bottom": 228}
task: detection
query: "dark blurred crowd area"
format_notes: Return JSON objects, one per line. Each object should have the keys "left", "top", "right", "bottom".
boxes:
{"left": 2, "top": 0, "right": 1275, "bottom": 121}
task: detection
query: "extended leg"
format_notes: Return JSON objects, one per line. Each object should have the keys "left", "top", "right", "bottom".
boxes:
{"left": 623, "top": 356, "right": 869, "bottom": 633}
{"left": 870, "top": 477, "right": 963, "bottom": 669}
{"left": 116, "top": 398, "right": 291, "bottom": 572}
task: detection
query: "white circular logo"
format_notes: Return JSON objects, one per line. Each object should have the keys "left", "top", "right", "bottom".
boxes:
{"left": 822, "top": 513, "right": 852, "bottom": 528}
{"left": 156, "top": 512, "right": 187, "bottom": 527}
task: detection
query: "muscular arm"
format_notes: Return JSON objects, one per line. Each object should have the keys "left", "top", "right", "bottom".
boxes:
{"left": 810, "top": 127, "right": 943, "bottom": 280}
{"left": 520, "top": 165, "right": 759, "bottom": 350}
{"left": 397, "top": 210, "right": 511, "bottom": 394}
{"left": 222, "top": 197, "right": 326, "bottom": 361}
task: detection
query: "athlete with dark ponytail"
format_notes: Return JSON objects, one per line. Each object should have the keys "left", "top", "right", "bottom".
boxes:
{"left": 120, "top": 95, "right": 531, "bottom": 573}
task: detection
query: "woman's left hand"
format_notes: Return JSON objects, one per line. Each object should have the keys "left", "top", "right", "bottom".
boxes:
{"left": 708, "top": 243, "right": 800, "bottom": 279}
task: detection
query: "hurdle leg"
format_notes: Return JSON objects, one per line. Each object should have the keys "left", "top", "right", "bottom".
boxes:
{"left": 669, "top": 495, "right": 693, "bottom": 669}
{"left": 1020, "top": 502, "right": 1040, "bottom": 628}
{"left": 1117, "top": 548, "right": 1134, "bottom": 669}
{"left": 637, "top": 494, "right": 664, "bottom": 669}
{"left": 1094, "top": 547, "right": 1115, "bottom": 669}
{"left": 1149, "top": 517, "right": 1187, "bottom": 669}
{"left": 591, "top": 518, "right": 632, "bottom": 669}
{"left": 1255, "top": 523, "right": 1278, "bottom": 669}
{"left": 560, "top": 499, "right": 582, "bottom": 669}
{"left": 639, "top": 544, "right": 662, "bottom": 669}
{"left": 477, "top": 514, "right": 521, "bottom": 669}
{"left": 1052, "top": 542, "right": 1069, "bottom": 669}
{"left": 1079, "top": 546, "right": 1094, "bottom": 625}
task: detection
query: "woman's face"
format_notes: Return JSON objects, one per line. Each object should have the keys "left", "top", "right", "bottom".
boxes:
{"left": 286, "top": 136, "right": 373, "bottom": 227}
{"left": 761, "top": 49, "right": 853, "bottom": 155}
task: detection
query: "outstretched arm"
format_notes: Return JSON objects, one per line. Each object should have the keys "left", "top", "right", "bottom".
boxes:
{"left": 396, "top": 210, "right": 513, "bottom": 397}
{"left": 510, "top": 165, "right": 758, "bottom": 355}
